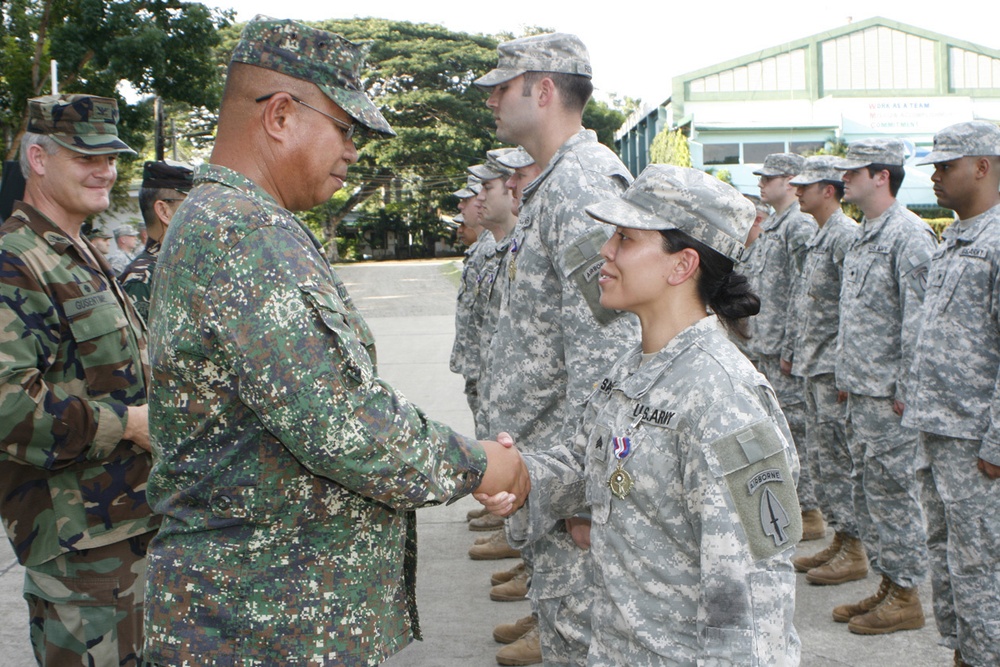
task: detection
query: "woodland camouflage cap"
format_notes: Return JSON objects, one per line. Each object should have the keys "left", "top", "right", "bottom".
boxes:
{"left": 586, "top": 164, "right": 755, "bottom": 262}
{"left": 231, "top": 15, "right": 395, "bottom": 137}
{"left": 27, "top": 94, "right": 135, "bottom": 155}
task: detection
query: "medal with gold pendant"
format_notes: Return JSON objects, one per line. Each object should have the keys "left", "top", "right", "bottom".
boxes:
{"left": 608, "top": 415, "right": 642, "bottom": 500}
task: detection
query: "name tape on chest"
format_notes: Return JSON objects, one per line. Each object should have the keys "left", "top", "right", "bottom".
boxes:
{"left": 64, "top": 290, "right": 114, "bottom": 315}
{"left": 960, "top": 247, "right": 988, "bottom": 259}
{"left": 868, "top": 244, "right": 891, "bottom": 255}
{"left": 631, "top": 403, "right": 678, "bottom": 429}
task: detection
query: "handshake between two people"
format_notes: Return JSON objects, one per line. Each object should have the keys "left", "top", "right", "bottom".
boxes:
{"left": 473, "top": 432, "right": 531, "bottom": 517}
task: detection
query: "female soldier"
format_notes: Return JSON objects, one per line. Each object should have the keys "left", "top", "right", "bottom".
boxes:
{"left": 479, "top": 165, "right": 802, "bottom": 666}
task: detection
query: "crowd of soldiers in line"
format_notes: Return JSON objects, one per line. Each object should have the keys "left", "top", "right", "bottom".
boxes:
{"left": 1, "top": 11, "right": 999, "bottom": 667}
{"left": 451, "top": 122, "right": 1000, "bottom": 667}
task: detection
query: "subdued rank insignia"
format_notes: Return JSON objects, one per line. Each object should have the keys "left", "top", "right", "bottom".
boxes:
{"left": 760, "top": 487, "right": 790, "bottom": 547}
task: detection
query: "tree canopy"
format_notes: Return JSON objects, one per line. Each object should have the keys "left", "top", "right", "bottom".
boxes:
{"left": 0, "top": 0, "right": 231, "bottom": 163}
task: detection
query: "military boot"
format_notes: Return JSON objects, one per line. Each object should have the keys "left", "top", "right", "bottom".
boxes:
{"left": 806, "top": 535, "right": 868, "bottom": 585}
{"left": 491, "top": 561, "right": 526, "bottom": 586}
{"left": 793, "top": 532, "right": 843, "bottom": 573}
{"left": 800, "top": 508, "right": 827, "bottom": 541}
{"left": 493, "top": 615, "right": 537, "bottom": 644}
{"left": 495, "top": 627, "right": 542, "bottom": 666}
{"left": 832, "top": 574, "right": 891, "bottom": 622}
{"left": 848, "top": 581, "right": 925, "bottom": 635}
{"left": 467, "top": 506, "right": 489, "bottom": 521}
{"left": 490, "top": 569, "right": 528, "bottom": 601}
{"left": 469, "top": 530, "right": 520, "bottom": 560}
{"left": 470, "top": 512, "right": 505, "bottom": 531}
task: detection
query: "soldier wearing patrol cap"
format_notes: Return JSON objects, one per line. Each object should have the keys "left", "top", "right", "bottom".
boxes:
{"left": 88, "top": 225, "right": 114, "bottom": 260}
{"left": 119, "top": 161, "right": 194, "bottom": 320}
{"left": 904, "top": 120, "right": 1000, "bottom": 667}
{"left": 142, "top": 16, "right": 529, "bottom": 667}
{"left": 0, "top": 94, "right": 155, "bottom": 666}
{"left": 785, "top": 156, "right": 866, "bottom": 584}
{"left": 107, "top": 223, "right": 139, "bottom": 275}
{"left": 744, "top": 153, "right": 825, "bottom": 543}
{"left": 831, "top": 137, "right": 937, "bottom": 635}
{"left": 479, "top": 164, "right": 801, "bottom": 665}
{"left": 474, "top": 31, "right": 636, "bottom": 666}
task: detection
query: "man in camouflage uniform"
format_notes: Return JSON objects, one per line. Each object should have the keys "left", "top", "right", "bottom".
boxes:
{"left": 744, "top": 153, "right": 824, "bottom": 540}
{"left": 107, "top": 223, "right": 139, "bottom": 275}
{"left": 475, "top": 32, "right": 636, "bottom": 666}
{"left": 832, "top": 138, "right": 935, "bottom": 634}
{"left": 120, "top": 160, "right": 193, "bottom": 320}
{"left": 450, "top": 174, "right": 492, "bottom": 427}
{"left": 784, "top": 156, "right": 866, "bottom": 584}
{"left": 904, "top": 121, "right": 1000, "bottom": 667}
{"left": 141, "top": 17, "right": 527, "bottom": 667}
{"left": 88, "top": 225, "right": 114, "bottom": 260}
{"left": 0, "top": 94, "right": 156, "bottom": 666}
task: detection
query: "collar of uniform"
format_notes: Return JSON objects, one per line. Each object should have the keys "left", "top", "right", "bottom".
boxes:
{"left": 141, "top": 238, "right": 162, "bottom": 257}
{"left": 494, "top": 229, "right": 516, "bottom": 252}
{"left": 857, "top": 199, "right": 903, "bottom": 244}
{"left": 942, "top": 203, "right": 1000, "bottom": 244}
{"left": 761, "top": 200, "right": 800, "bottom": 233}
{"left": 195, "top": 163, "right": 281, "bottom": 211}
{"left": 11, "top": 201, "right": 76, "bottom": 255}
{"left": 521, "top": 128, "right": 597, "bottom": 205}
{"left": 618, "top": 315, "right": 721, "bottom": 399}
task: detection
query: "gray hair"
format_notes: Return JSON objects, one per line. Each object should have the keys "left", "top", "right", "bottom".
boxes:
{"left": 19, "top": 133, "right": 60, "bottom": 179}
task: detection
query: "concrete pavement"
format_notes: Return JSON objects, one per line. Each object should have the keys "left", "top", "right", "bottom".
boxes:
{"left": 0, "top": 259, "right": 954, "bottom": 666}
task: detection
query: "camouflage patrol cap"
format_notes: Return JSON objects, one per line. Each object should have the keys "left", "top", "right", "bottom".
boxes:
{"left": 89, "top": 227, "right": 113, "bottom": 240}
{"left": 452, "top": 174, "right": 482, "bottom": 199}
{"left": 26, "top": 94, "right": 135, "bottom": 156}
{"left": 836, "top": 138, "right": 906, "bottom": 169}
{"left": 114, "top": 224, "right": 138, "bottom": 239}
{"left": 916, "top": 121, "right": 1000, "bottom": 165}
{"left": 495, "top": 146, "right": 535, "bottom": 170}
{"left": 586, "top": 164, "right": 754, "bottom": 262}
{"left": 231, "top": 15, "right": 395, "bottom": 137}
{"left": 752, "top": 153, "right": 805, "bottom": 177}
{"left": 789, "top": 155, "right": 846, "bottom": 185}
{"left": 468, "top": 148, "right": 516, "bottom": 181}
{"left": 474, "top": 32, "right": 592, "bottom": 88}
{"left": 142, "top": 161, "right": 194, "bottom": 192}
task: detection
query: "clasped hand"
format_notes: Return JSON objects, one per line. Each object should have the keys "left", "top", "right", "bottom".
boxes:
{"left": 473, "top": 432, "right": 531, "bottom": 517}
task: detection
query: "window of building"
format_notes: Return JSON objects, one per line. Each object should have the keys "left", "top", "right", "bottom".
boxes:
{"left": 744, "top": 142, "right": 785, "bottom": 163}
{"left": 950, "top": 47, "right": 1000, "bottom": 89}
{"left": 703, "top": 143, "right": 740, "bottom": 164}
{"left": 690, "top": 49, "right": 807, "bottom": 94}
{"left": 789, "top": 141, "right": 825, "bottom": 155}
{"left": 821, "top": 26, "right": 935, "bottom": 90}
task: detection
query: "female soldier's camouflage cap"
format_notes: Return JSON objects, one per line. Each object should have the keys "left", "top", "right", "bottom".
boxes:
{"left": 231, "top": 15, "right": 395, "bottom": 137}
{"left": 27, "top": 94, "right": 135, "bottom": 155}
{"left": 585, "top": 164, "right": 755, "bottom": 262}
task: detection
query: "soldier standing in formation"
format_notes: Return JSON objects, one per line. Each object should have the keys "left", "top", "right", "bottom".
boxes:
{"left": 473, "top": 31, "right": 636, "bottom": 666}
{"left": 785, "top": 157, "right": 866, "bottom": 585}
{"left": 905, "top": 121, "right": 1000, "bottom": 667}
{"left": 744, "top": 153, "right": 825, "bottom": 541}
{"left": 832, "top": 138, "right": 936, "bottom": 634}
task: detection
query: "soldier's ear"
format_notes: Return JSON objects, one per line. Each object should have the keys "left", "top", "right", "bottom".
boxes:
{"left": 25, "top": 143, "right": 49, "bottom": 177}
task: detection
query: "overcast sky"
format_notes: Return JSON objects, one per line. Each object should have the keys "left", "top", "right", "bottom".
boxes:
{"left": 201, "top": 1, "right": 994, "bottom": 109}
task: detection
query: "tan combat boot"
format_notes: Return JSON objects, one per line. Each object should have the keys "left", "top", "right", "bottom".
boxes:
{"left": 832, "top": 574, "right": 891, "bottom": 622}
{"left": 470, "top": 512, "right": 505, "bottom": 531}
{"left": 793, "top": 532, "right": 843, "bottom": 573}
{"left": 800, "top": 508, "right": 827, "bottom": 541}
{"left": 847, "top": 580, "right": 924, "bottom": 634}
{"left": 469, "top": 530, "right": 520, "bottom": 560}
{"left": 496, "top": 627, "right": 542, "bottom": 666}
{"left": 493, "top": 614, "right": 537, "bottom": 644}
{"left": 467, "top": 506, "right": 489, "bottom": 521}
{"left": 805, "top": 535, "right": 868, "bottom": 585}
{"left": 490, "top": 568, "right": 528, "bottom": 601}
{"left": 491, "top": 561, "right": 526, "bottom": 586}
